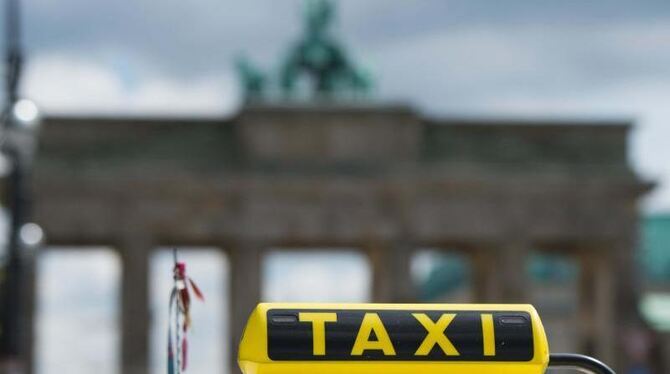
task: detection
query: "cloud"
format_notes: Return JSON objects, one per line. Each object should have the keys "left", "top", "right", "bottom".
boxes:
{"left": 21, "top": 0, "right": 670, "bottom": 76}
{"left": 369, "top": 20, "right": 670, "bottom": 104}
{"left": 22, "top": 53, "right": 240, "bottom": 116}
{"left": 22, "top": 0, "right": 303, "bottom": 76}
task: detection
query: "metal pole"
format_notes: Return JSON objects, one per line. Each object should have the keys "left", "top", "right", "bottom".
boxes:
{"left": 0, "top": 0, "right": 28, "bottom": 371}
{"left": 5, "top": 0, "right": 22, "bottom": 106}
{"left": 0, "top": 148, "right": 27, "bottom": 369}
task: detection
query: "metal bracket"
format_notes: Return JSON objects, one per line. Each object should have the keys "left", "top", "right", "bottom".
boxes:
{"left": 549, "top": 353, "right": 615, "bottom": 374}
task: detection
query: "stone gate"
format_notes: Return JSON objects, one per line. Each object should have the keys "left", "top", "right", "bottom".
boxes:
{"left": 28, "top": 103, "right": 650, "bottom": 373}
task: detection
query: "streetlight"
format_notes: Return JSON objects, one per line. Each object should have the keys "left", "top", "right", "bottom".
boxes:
{"left": 0, "top": 98, "right": 43, "bottom": 374}
{"left": 7, "top": 99, "right": 42, "bottom": 163}
{"left": 11, "top": 100, "right": 39, "bottom": 129}
{"left": 0, "top": 0, "right": 41, "bottom": 369}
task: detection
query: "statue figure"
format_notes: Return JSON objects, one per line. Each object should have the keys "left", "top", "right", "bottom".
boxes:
{"left": 235, "top": 55, "right": 267, "bottom": 102}
{"left": 280, "top": 0, "right": 372, "bottom": 99}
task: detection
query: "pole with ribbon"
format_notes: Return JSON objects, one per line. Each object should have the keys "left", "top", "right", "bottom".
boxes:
{"left": 167, "top": 249, "right": 204, "bottom": 374}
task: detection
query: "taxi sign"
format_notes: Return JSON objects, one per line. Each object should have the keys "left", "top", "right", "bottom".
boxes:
{"left": 238, "top": 303, "right": 549, "bottom": 374}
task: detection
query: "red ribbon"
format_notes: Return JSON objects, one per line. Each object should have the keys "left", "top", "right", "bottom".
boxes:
{"left": 169, "top": 258, "right": 204, "bottom": 373}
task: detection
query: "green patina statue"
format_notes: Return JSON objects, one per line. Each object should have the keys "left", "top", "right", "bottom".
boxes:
{"left": 280, "top": 0, "right": 371, "bottom": 98}
{"left": 236, "top": 56, "right": 267, "bottom": 102}
{"left": 236, "top": 0, "right": 372, "bottom": 102}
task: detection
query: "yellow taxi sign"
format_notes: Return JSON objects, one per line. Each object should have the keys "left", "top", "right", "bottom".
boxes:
{"left": 238, "top": 303, "right": 549, "bottom": 374}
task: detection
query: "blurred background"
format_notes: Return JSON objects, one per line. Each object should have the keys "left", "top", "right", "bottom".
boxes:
{"left": 0, "top": 0, "right": 669, "bottom": 373}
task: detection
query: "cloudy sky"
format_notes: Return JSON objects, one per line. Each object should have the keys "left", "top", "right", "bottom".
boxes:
{"left": 9, "top": 0, "right": 670, "bottom": 210}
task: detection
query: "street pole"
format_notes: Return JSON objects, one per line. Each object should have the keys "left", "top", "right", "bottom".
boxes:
{"left": 0, "top": 149, "right": 28, "bottom": 374}
{"left": 4, "top": 0, "right": 21, "bottom": 105}
{"left": 0, "top": 0, "right": 29, "bottom": 371}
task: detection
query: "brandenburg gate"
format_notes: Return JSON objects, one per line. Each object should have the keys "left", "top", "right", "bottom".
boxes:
{"left": 25, "top": 103, "right": 649, "bottom": 373}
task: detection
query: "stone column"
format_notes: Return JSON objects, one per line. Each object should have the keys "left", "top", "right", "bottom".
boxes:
{"left": 119, "top": 234, "right": 152, "bottom": 374}
{"left": 472, "top": 242, "right": 529, "bottom": 303}
{"left": 593, "top": 253, "right": 615, "bottom": 365}
{"left": 471, "top": 249, "right": 497, "bottom": 303}
{"left": 229, "top": 242, "right": 262, "bottom": 374}
{"left": 612, "top": 230, "right": 647, "bottom": 372}
{"left": 662, "top": 334, "right": 670, "bottom": 374}
{"left": 368, "top": 241, "right": 415, "bottom": 303}
{"left": 578, "top": 251, "right": 615, "bottom": 366}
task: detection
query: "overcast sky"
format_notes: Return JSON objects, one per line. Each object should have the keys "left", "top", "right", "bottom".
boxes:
{"left": 8, "top": 0, "right": 670, "bottom": 211}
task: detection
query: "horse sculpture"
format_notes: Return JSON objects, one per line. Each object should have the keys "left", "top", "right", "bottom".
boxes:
{"left": 280, "top": 0, "right": 371, "bottom": 99}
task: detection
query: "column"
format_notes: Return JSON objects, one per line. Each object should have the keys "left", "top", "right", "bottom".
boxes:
{"left": 593, "top": 253, "right": 615, "bottom": 365}
{"left": 119, "top": 234, "right": 151, "bottom": 374}
{"left": 578, "top": 253, "right": 597, "bottom": 356}
{"left": 369, "top": 241, "right": 415, "bottom": 303}
{"left": 578, "top": 252, "right": 615, "bottom": 366}
{"left": 471, "top": 249, "right": 497, "bottom": 303}
{"left": 662, "top": 334, "right": 670, "bottom": 374}
{"left": 612, "top": 233, "right": 646, "bottom": 372}
{"left": 611, "top": 235, "right": 641, "bottom": 330}
{"left": 472, "top": 242, "right": 529, "bottom": 303}
{"left": 229, "top": 243, "right": 262, "bottom": 374}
